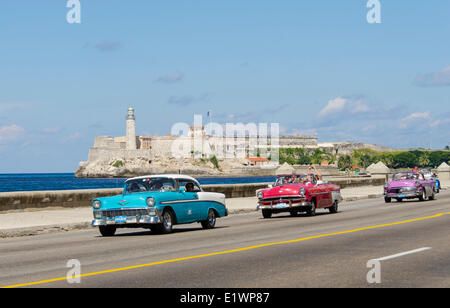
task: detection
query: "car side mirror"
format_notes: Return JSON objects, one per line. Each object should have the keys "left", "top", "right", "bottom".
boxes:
{"left": 179, "top": 187, "right": 185, "bottom": 193}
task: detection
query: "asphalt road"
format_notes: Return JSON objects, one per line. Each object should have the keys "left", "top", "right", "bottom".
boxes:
{"left": 1, "top": 191, "right": 449, "bottom": 288}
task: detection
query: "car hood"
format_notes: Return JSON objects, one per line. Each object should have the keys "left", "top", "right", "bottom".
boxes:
{"left": 94, "top": 191, "right": 168, "bottom": 210}
{"left": 262, "top": 184, "right": 310, "bottom": 198}
{"left": 387, "top": 180, "right": 417, "bottom": 188}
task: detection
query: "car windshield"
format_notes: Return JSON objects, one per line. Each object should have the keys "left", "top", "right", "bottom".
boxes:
{"left": 393, "top": 172, "right": 423, "bottom": 181}
{"left": 421, "top": 170, "right": 434, "bottom": 180}
{"left": 274, "top": 174, "right": 315, "bottom": 186}
{"left": 125, "top": 177, "right": 176, "bottom": 194}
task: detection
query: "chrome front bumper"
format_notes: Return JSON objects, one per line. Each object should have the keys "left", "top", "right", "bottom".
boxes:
{"left": 385, "top": 188, "right": 421, "bottom": 198}
{"left": 91, "top": 215, "right": 160, "bottom": 227}
{"left": 385, "top": 192, "right": 421, "bottom": 198}
{"left": 257, "top": 201, "right": 313, "bottom": 211}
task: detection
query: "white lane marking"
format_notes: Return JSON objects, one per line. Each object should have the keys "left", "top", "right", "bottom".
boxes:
{"left": 374, "top": 247, "right": 432, "bottom": 262}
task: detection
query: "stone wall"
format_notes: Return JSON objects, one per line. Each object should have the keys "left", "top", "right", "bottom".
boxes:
{"left": 279, "top": 135, "right": 318, "bottom": 147}
{"left": 87, "top": 148, "right": 154, "bottom": 163}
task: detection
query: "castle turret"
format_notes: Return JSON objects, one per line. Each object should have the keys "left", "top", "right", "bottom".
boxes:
{"left": 126, "top": 107, "right": 137, "bottom": 150}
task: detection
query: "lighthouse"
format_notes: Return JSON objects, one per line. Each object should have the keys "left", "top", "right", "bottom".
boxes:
{"left": 126, "top": 107, "right": 137, "bottom": 150}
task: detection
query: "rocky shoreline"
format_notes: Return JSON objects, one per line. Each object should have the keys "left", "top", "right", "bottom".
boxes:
{"left": 74, "top": 157, "right": 276, "bottom": 178}
{"left": 74, "top": 157, "right": 343, "bottom": 179}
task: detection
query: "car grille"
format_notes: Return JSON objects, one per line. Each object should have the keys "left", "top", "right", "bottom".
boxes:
{"left": 388, "top": 187, "right": 417, "bottom": 193}
{"left": 100, "top": 208, "right": 150, "bottom": 218}
{"left": 262, "top": 196, "right": 304, "bottom": 201}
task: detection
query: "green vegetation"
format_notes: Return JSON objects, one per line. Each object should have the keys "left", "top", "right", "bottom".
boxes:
{"left": 346, "top": 149, "right": 450, "bottom": 170}
{"left": 279, "top": 148, "right": 311, "bottom": 165}
{"left": 112, "top": 160, "right": 124, "bottom": 168}
{"left": 279, "top": 147, "right": 450, "bottom": 170}
{"left": 337, "top": 155, "right": 352, "bottom": 170}
{"left": 209, "top": 155, "right": 220, "bottom": 170}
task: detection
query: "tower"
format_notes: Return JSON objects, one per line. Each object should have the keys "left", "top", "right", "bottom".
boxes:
{"left": 126, "top": 107, "right": 137, "bottom": 150}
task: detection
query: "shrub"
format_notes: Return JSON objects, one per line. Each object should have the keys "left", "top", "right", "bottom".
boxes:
{"left": 209, "top": 155, "right": 220, "bottom": 170}
{"left": 112, "top": 160, "right": 124, "bottom": 168}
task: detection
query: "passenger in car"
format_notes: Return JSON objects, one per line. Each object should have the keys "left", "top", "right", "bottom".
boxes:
{"left": 308, "top": 165, "right": 323, "bottom": 183}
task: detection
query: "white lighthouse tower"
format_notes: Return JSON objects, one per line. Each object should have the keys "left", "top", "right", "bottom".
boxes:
{"left": 126, "top": 107, "right": 137, "bottom": 150}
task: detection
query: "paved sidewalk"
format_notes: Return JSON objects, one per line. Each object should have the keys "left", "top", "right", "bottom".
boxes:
{"left": 0, "top": 184, "right": 447, "bottom": 238}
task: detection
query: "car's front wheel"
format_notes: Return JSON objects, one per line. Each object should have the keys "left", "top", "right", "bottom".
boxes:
{"left": 99, "top": 226, "right": 116, "bottom": 237}
{"left": 262, "top": 209, "right": 272, "bottom": 219}
{"left": 384, "top": 197, "right": 392, "bottom": 203}
{"left": 152, "top": 209, "right": 175, "bottom": 234}
{"left": 306, "top": 200, "right": 316, "bottom": 216}
{"left": 290, "top": 210, "right": 300, "bottom": 217}
{"left": 418, "top": 190, "right": 426, "bottom": 202}
{"left": 201, "top": 209, "right": 217, "bottom": 229}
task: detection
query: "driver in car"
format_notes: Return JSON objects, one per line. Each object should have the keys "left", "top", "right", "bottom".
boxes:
{"left": 128, "top": 183, "right": 140, "bottom": 193}
{"left": 185, "top": 182, "right": 195, "bottom": 192}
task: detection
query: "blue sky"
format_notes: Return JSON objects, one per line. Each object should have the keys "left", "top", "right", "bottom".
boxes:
{"left": 0, "top": 0, "right": 449, "bottom": 173}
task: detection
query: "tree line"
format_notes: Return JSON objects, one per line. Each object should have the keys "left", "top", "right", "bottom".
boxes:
{"left": 278, "top": 148, "right": 450, "bottom": 170}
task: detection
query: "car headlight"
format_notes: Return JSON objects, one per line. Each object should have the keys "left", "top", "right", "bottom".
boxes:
{"left": 299, "top": 188, "right": 306, "bottom": 196}
{"left": 257, "top": 191, "right": 264, "bottom": 199}
{"left": 93, "top": 200, "right": 101, "bottom": 209}
{"left": 146, "top": 197, "right": 156, "bottom": 206}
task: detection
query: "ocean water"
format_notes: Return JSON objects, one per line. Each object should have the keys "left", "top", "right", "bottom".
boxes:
{"left": 0, "top": 173, "right": 275, "bottom": 193}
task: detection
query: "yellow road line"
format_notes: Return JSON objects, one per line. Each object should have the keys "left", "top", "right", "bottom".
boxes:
{"left": 3, "top": 211, "right": 450, "bottom": 288}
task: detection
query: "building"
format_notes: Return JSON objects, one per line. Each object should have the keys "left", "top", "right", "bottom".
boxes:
{"left": 84, "top": 107, "right": 320, "bottom": 164}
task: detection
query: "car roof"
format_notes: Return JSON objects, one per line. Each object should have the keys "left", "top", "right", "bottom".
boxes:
{"left": 126, "top": 174, "right": 200, "bottom": 183}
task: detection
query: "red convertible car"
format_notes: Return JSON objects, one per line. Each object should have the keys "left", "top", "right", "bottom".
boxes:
{"left": 257, "top": 173, "right": 343, "bottom": 218}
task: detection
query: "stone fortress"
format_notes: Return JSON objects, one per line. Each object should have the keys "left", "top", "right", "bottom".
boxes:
{"left": 75, "top": 107, "right": 393, "bottom": 178}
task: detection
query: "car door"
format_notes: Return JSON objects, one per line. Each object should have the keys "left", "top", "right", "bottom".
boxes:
{"left": 177, "top": 179, "right": 204, "bottom": 223}
{"left": 320, "top": 183, "right": 333, "bottom": 207}
{"left": 315, "top": 183, "right": 330, "bottom": 208}
{"left": 308, "top": 184, "right": 325, "bottom": 208}
{"left": 418, "top": 174, "right": 432, "bottom": 197}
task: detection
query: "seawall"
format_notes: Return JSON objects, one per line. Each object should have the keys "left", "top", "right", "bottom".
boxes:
{"left": 0, "top": 176, "right": 386, "bottom": 212}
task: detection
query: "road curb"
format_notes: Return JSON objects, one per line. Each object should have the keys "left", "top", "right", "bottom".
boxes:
{"left": 0, "top": 222, "right": 91, "bottom": 238}
{"left": 343, "top": 194, "right": 384, "bottom": 202}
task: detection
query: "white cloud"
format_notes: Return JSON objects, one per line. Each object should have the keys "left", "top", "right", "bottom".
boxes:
{"left": 402, "top": 111, "right": 431, "bottom": 122}
{"left": 317, "top": 97, "right": 371, "bottom": 119}
{"left": 414, "top": 65, "right": 450, "bottom": 87}
{"left": 400, "top": 111, "right": 431, "bottom": 129}
{"left": 0, "top": 125, "right": 25, "bottom": 143}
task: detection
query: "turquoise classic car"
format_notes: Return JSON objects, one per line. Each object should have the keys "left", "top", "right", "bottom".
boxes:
{"left": 91, "top": 174, "right": 228, "bottom": 236}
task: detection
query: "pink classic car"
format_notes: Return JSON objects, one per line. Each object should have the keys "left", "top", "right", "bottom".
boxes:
{"left": 384, "top": 171, "right": 436, "bottom": 203}
{"left": 257, "top": 173, "right": 343, "bottom": 218}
